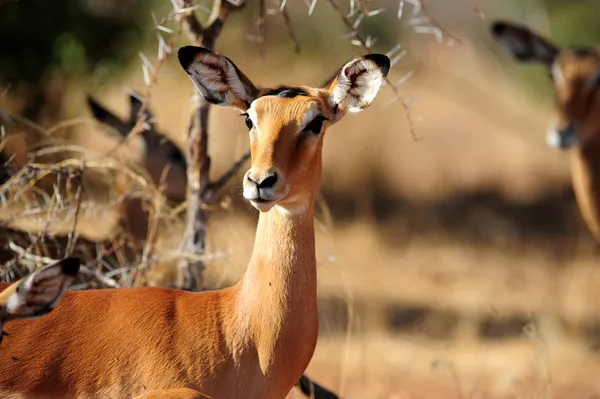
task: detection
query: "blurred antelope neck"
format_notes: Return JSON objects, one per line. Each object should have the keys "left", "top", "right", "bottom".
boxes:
{"left": 570, "top": 143, "right": 600, "bottom": 243}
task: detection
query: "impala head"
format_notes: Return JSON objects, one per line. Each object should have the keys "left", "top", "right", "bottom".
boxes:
{"left": 0, "top": 257, "right": 80, "bottom": 343}
{"left": 492, "top": 20, "right": 600, "bottom": 150}
{"left": 88, "top": 94, "right": 188, "bottom": 202}
{"left": 178, "top": 47, "right": 389, "bottom": 213}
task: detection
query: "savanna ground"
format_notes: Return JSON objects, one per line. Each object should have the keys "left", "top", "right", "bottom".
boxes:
{"left": 3, "top": 0, "right": 600, "bottom": 398}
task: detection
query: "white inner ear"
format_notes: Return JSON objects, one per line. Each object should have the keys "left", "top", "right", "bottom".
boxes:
{"left": 188, "top": 54, "right": 254, "bottom": 106}
{"left": 331, "top": 60, "right": 385, "bottom": 113}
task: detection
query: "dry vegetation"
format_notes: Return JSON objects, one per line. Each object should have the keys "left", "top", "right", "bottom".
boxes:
{"left": 2, "top": 0, "right": 600, "bottom": 398}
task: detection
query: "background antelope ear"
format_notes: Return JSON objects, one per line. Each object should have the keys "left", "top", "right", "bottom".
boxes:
{"left": 178, "top": 46, "right": 259, "bottom": 111}
{"left": 327, "top": 54, "right": 390, "bottom": 116}
{"left": 129, "top": 93, "right": 155, "bottom": 130}
{"left": 491, "top": 20, "right": 559, "bottom": 66}
{"left": 87, "top": 95, "right": 131, "bottom": 136}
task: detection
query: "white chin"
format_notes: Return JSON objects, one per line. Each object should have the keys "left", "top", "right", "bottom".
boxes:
{"left": 250, "top": 200, "right": 277, "bottom": 212}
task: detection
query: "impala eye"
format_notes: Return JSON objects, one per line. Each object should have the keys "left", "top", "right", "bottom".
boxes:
{"left": 304, "top": 115, "right": 328, "bottom": 135}
{"left": 241, "top": 113, "right": 254, "bottom": 130}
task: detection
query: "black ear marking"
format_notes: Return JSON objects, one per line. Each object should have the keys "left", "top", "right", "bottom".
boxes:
{"left": 363, "top": 54, "right": 391, "bottom": 77}
{"left": 59, "top": 257, "right": 81, "bottom": 277}
{"left": 177, "top": 46, "right": 210, "bottom": 71}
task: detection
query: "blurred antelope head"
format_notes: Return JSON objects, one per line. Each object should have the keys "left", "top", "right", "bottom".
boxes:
{"left": 87, "top": 94, "right": 188, "bottom": 202}
{"left": 178, "top": 47, "right": 389, "bottom": 213}
{"left": 492, "top": 21, "right": 600, "bottom": 150}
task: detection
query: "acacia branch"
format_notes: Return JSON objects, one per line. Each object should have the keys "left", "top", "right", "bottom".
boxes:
{"left": 279, "top": 0, "right": 301, "bottom": 54}
{"left": 325, "top": 0, "right": 421, "bottom": 141}
{"left": 208, "top": 150, "right": 251, "bottom": 193}
{"left": 178, "top": 0, "right": 248, "bottom": 291}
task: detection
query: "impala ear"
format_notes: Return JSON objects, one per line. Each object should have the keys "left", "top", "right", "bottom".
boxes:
{"left": 0, "top": 257, "right": 80, "bottom": 324}
{"left": 178, "top": 46, "right": 259, "bottom": 111}
{"left": 491, "top": 20, "right": 559, "bottom": 66}
{"left": 326, "top": 54, "right": 390, "bottom": 117}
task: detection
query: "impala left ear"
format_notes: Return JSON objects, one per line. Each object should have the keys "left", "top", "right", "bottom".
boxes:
{"left": 0, "top": 257, "right": 80, "bottom": 324}
{"left": 326, "top": 54, "right": 390, "bottom": 117}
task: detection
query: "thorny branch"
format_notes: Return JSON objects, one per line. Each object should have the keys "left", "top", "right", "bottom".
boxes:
{"left": 325, "top": 0, "right": 422, "bottom": 140}
{"left": 65, "top": 161, "right": 84, "bottom": 257}
{"left": 176, "top": 0, "right": 249, "bottom": 291}
{"left": 322, "top": 0, "right": 467, "bottom": 141}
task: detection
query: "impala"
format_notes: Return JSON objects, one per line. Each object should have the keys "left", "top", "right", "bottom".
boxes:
{"left": 0, "top": 47, "right": 389, "bottom": 398}
{"left": 491, "top": 20, "right": 600, "bottom": 243}
{"left": 0, "top": 258, "right": 80, "bottom": 343}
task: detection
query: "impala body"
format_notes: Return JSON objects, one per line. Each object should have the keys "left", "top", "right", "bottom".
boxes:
{"left": 0, "top": 47, "right": 389, "bottom": 398}
{"left": 492, "top": 21, "right": 600, "bottom": 243}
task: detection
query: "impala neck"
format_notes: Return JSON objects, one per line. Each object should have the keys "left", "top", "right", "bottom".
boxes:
{"left": 245, "top": 201, "right": 317, "bottom": 305}
{"left": 236, "top": 200, "right": 318, "bottom": 370}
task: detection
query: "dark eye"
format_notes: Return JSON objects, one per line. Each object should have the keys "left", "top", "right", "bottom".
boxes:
{"left": 304, "top": 115, "right": 327, "bottom": 135}
{"left": 241, "top": 113, "right": 254, "bottom": 130}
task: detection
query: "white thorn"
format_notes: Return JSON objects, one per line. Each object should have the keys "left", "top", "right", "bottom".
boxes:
{"left": 353, "top": 13, "right": 365, "bottom": 29}
{"left": 390, "top": 49, "right": 407, "bottom": 66}
{"left": 398, "top": 0, "right": 404, "bottom": 19}
{"left": 367, "top": 8, "right": 386, "bottom": 17}
{"left": 396, "top": 70, "right": 414, "bottom": 86}
{"left": 308, "top": 0, "right": 317, "bottom": 15}
{"left": 386, "top": 44, "right": 403, "bottom": 58}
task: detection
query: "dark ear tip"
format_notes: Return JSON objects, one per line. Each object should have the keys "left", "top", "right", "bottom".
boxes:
{"left": 491, "top": 21, "right": 510, "bottom": 37}
{"left": 86, "top": 95, "right": 104, "bottom": 118}
{"left": 59, "top": 257, "right": 81, "bottom": 277}
{"left": 128, "top": 92, "right": 142, "bottom": 105}
{"left": 177, "top": 46, "right": 210, "bottom": 70}
{"left": 86, "top": 94, "right": 98, "bottom": 108}
{"left": 364, "top": 54, "right": 391, "bottom": 77}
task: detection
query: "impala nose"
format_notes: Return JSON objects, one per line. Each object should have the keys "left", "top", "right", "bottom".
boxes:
{"left": 248, "top": 171, "right": 279, "bottom": 190}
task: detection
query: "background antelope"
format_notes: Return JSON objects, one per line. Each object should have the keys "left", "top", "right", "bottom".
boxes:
{"left": 0, "top": 47, "right": 389, "bottom": 398}
{"left": 491, "top": 21, "right": 600, "bottom": 245}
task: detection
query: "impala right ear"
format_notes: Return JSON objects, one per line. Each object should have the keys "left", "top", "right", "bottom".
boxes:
{"left": 178, "top": 46, "right": 259, "bottom": 111}
{"left": 0, "top": 257, "right": 80, "bottom": 325}
{"left": 491, "top": 21, "right": 559, "bottom": 66}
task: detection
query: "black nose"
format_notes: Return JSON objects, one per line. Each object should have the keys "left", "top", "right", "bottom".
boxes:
{"left": 248, "top": 172, "right": 278, "bottom": 189}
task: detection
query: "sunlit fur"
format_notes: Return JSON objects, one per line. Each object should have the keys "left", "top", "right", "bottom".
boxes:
{"left": 492, "top": 20, "right": 600, "bottom": 243}
{"left": 0, "top": 48, "right": 388, "bottom": 399}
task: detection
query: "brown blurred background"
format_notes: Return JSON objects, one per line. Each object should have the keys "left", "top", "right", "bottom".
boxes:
{"left": 2, "top": 0, "right": 600, "bottom": 397}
